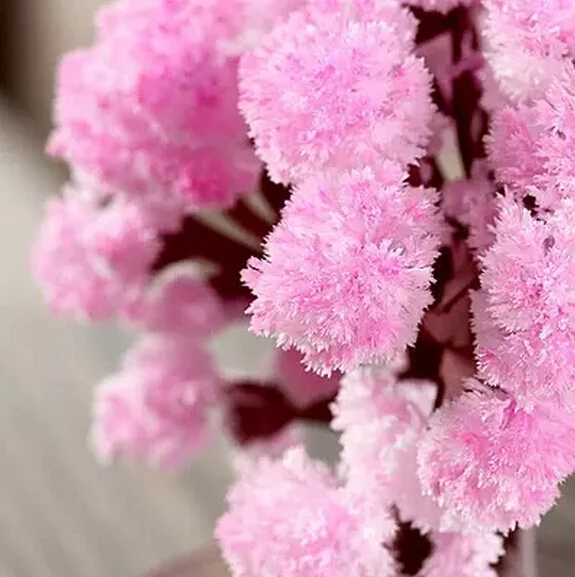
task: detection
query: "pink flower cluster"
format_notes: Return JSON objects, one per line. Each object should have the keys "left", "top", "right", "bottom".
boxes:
{"left": 219, "top": 366, "right": 504, "bottom": 576}
{"left": 242, "top": 1, "right": 443, "bottom": 374}
{"left": 34, "top": 0, "right": 339, "bottom": 470}
{"left": 217, "top": 446, "right": 396, "bottom": 577}
{"left": 482, "top": 0, "right": 575, "bottom": 100}
{"left": 48, "top": 0, "right": 262, "bottom": 211}
{"left": 34, "top": 0, "right": 575, "bottom": 573}
{"left": 92, "top": 334, "right": 220, "bottom": 468}
{"left": 418, "top": 6, "right": 575, "bottom": 534}
{"left": 31, "top": 188, "right": 163, "bottom": 320}
{"left": 244, "top": 166, "right": 442, "bottom": 374}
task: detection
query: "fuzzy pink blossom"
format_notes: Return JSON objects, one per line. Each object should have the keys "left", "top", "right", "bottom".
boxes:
{"left": 243, "top": 166, "right": 442, "bottom": 374}
{"left": 92, "top": 335, "right": 220, "bottom": 468}
{"left": 124, "top": 267, "right": 224, "bottom": 336}
{"left": 481, "top": 197, "right": 575, "bottom": 336}
{"left": 474, "top": 197, "right": 575, "bottom": 409}
{"left": 418, "top": 531, "right": 504, "bottom": 577}
{"left": 472, "top": 289, "right": 575, "bottom": 411}
{"left": 417, "top": 386, "right": 575, "bottom": 531}
{"left": 216, "top": 446, "right": 396, "bottom": 577}
{"left": 482, "top": 0, "right": 575, "bottom": 101}
{"left": 31, "top": 190, "right": 160, "bottom": 321}
{"left": 529, "top": 69, "right": 575, "bottom": 207}
{"left": 485, "top": 104, "right": 545, "bottom": 199}
{"left": 487, "top": 68, "right": 575, "bottom": 209}
{"left": 239, "top": 8, "right": 434, "bottom": 184}
{"left": 49, "top": 0, "right": 261, "bottom": 210}
{"left": 308, "top": 0, "right": 417, "bottom": 44}
{"left": 442, "top": 161, "right": 498, "bottom": 253}
{"left": 333, "top": 366, "right": 442, "bottom": 531}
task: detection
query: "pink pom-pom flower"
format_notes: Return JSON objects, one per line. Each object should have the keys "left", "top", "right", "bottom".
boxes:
{"left": 31, "top": 190, "right": 161, "bottom": 321}
{"left": 481, "top": 197, "right": 575, "bottom": 335}
{"left": 487, "top": 68, "right": 575, "bottom": 210}
{"left": 333, "top": 365, "right": 443, "bottom": 532}
{"left": 216, "top": 446, "right": 396, "bottom": 577}
{"left": 91, "top": 334, "right": 220, "bottom": 468}
{"left": 49, "top": 0, "right": 261, "bottom": 210}
{"left": 417, "top": 386, "right": 575, "bottom": 531}
{"left": 239, "top": 7, "right": 434, "bottom": 184}
{"left": 470, "top": 198, "right": 575, "bottom": 409}
{"left": 243, "top": 166, "right": 442, "bottom": 374}
{"left": 482, "top": 0, "right": 575, "bottom": 101}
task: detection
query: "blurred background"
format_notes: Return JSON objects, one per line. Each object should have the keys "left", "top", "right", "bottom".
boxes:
{"left": 0, "top": 2, "right": 573, "bottom": 576}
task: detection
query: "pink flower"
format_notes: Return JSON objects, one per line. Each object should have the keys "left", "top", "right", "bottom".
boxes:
{"left": 333, "top": 366, "right": 442, "bottom": 532}
{"left": 216, "top": 446, "right": 396, "bottom": 577}
{"left": 243, "top": 167, "right": 442, "bottom": 374}
{"left": 417, "top": 386, "right": 575, "bottom": 531}
{"left": 482, "top": 0, "right": 575, "bottom": 101}
{"left": 49, "top": 0, "right": 261, "bottom": 210}
{"left": 31, "top": 190, "right": 160, "bottom": 321}
{"left": 487, "top": 68, "right": 575, "bottom": 210}
{"left": 481, "top": 197, "right": 575, "bottom": 340}
{"left": 419, "top": 531, "right": 504, "bottom": 577}
{"left": 239, "top": 7, "right": 434, "bottom": 184}
{"left": 486, "top": 103, "right": 545, "bottom": 199}
{"left": 473, "top": 197, "right": 575, "bottom": 408}
{"left": 91, "top": 335, "right": 220, "bottom": 468}
{"left": 473, "top": 289, "right": 575, "bottom": 411}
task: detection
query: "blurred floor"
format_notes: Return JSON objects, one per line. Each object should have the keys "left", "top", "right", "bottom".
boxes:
{"left": 0, "top": 99, "right": 573, "bottom": 576}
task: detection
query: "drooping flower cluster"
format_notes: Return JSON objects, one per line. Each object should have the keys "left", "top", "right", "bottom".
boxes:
{"left": 31, "top": 188, "right": 163, "bottom": 320}
{"left": 33, "top": 0, "right": 575, "bottom": 574}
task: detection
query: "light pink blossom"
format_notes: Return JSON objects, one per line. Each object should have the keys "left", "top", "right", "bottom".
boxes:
{"left": 216, "top": 446, "right": 396, "bottom": 577}
{"left": 91, "top": 335, "right": 220, "bottom": 468}
{"left": 239, "top": 8, "right": 434, "bottom": 183}
{"left": 333, "top": 366, "right": 442, "bottom": 532}
{"left": 418, "top": 386, "right": 575, "bottom": 531}
{"left": 49, "top": 0, "right": 261, "bottom": 210}
{"left": 243, "top": 166, "right": 442, "bottom": 374}
{"left": 482, "top": 0, "right": 575, "bottom": 101}
{"left": 31, "top": 190, "right": 160, "bottom": 321}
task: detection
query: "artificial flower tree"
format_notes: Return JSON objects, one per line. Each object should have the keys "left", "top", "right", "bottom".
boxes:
{"left": 32, "top": 0, "right": 575, "bottom": 574}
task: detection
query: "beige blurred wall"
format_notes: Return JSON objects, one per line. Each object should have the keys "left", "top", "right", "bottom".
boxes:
{"left": 9, "top": 0, "right": 107, "bottom": 135}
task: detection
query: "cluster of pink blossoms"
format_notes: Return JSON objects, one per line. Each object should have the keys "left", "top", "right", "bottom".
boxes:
{"left": 33, "top": 0, "right": 575, "bottom": 574}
